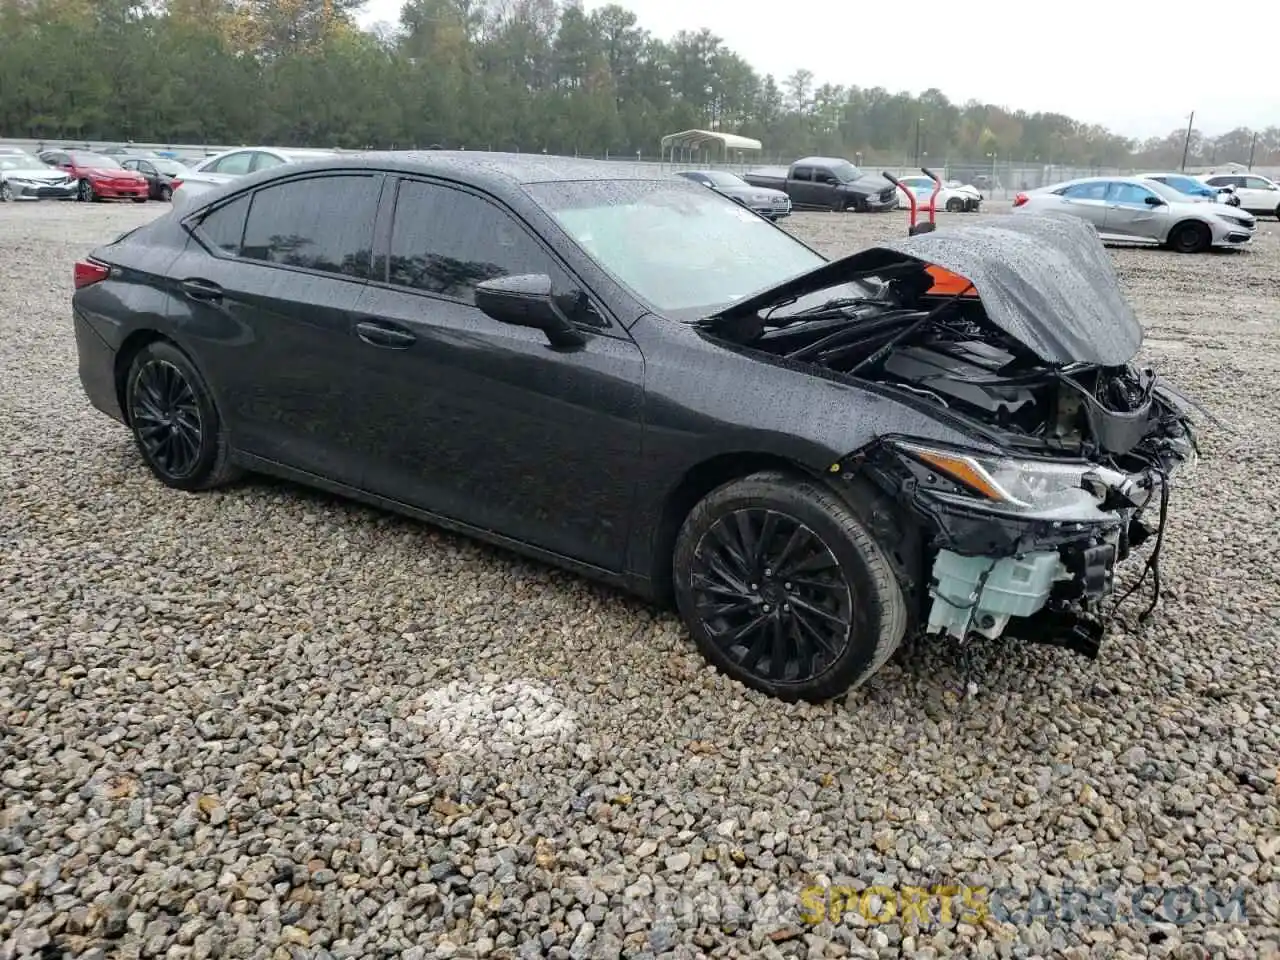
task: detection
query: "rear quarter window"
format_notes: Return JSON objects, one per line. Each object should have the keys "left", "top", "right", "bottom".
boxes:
{"left": 194, "top": 194, "right": 252, "bottom": 257}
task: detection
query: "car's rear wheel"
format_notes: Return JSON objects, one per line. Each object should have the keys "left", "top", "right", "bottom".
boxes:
{"left": 160, "top": 185, "right": 173, "bottom": 202}
{"left": 672, "top": 471, "right": 907, "bottom": 702}
{"left": 125, "top": 341, "right": 239, "bottom": 491}
{"left": 1168, "top": 220, "right": 1211, "bottom": 253}
{"left": 78, "top": 180, "right": 94, "bottom": 202}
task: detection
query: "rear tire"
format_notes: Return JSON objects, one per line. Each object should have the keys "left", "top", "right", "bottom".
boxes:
{"left": 125, "top": 341, "right": 240, "bottom": 491}
{"left": 160, "top": 185, "right": 173, "bottom": 202}
{"left": 1167, "top": 221, "right": 1211, "bottom": 254}
{"left": 672, "top": 470, "right": 907, "bottom": 702}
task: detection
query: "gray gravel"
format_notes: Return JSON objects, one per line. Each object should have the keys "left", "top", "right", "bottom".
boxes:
{"left": 2, "top": 200, "right": 1279, "bottom": 959}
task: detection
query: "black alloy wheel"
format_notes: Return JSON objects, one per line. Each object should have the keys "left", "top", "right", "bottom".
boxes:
{"left": 78, "top": 179, "right": 94, "bottom": 202}
{"left": 0, "top": 180, "right": 12, "bottom": 202}
{"left": 160, "top": 184, "right": 173, "bottom": 202}
{"left": 125, "top": 341, "right": 239, "bottom": 490}
{"left": 1168, "top": 221, "right": 1210, "bottom": 254}
{"left": 673, "top": 471, "right": 906, "bottom": 701}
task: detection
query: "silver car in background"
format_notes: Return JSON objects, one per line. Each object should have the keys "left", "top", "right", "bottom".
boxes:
{"left": 171, "top": 146, "right": 339, "bottom": 212}
{"left": 1012, "top": 176, "right": 1256, "bottom": 253}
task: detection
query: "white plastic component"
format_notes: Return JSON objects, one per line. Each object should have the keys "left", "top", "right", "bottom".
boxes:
{"left": 927, "top": 550, "right": 1068, "bottom": 640}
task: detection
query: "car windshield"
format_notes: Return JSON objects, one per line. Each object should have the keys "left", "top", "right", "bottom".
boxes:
{"left": 69, "top": 152, "right": 121, "bottom": 168}
{"left": 0, "top": 153, "right": 42, "bottom": 170}
{"left": 1156, "top": 175, "right": 1211, "bottom": 196}
{"left": 697, "top": 171, "right": 748, "bottom": 188}
{"left": 528, "top": 179, "right": 861, "bottom": 320}
{"left": 828, "top": 160, "right": 863, "bottom": 182}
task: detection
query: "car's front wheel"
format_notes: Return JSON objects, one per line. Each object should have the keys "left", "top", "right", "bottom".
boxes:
{"left": 1167, "top": 220, "right": 1211, "bottom": 254}
{"left": 946, "top": 197, "right": 964, "bottom": 212}
{"left": 125, "top": 340, "right": 239, "bottom": 491}
{"left": 78, "top": 180, "right": 94, "bottom": 202}
{"left": 673, "top": 471, "right": 907, "bottom": 702}
{"left": 0, "top": 180, "right": 12, "bottom": 202}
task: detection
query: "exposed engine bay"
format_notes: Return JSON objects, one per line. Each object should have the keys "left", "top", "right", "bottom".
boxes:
{"left": 699, "top": 245, "right": 1202, "bottom": 662}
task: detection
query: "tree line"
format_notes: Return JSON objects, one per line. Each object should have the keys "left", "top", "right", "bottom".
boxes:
{"left": 1, "top": 0, "right": 1276, "bottom": 169}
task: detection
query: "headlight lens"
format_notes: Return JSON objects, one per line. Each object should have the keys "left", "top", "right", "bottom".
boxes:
{"left": 895, "top": 441, "right": 1148, "bottom": 520}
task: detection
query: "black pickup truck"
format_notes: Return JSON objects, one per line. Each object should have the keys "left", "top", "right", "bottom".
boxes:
{"left": 742, "top": 157, "right": 899, "bottom": 212}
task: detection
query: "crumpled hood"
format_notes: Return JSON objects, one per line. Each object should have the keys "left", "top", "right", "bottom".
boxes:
{"left": 708, "top": 213, "right": 1143, "bottom": 367}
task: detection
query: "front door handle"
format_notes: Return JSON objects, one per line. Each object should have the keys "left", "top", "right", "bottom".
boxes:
{"left": 180, "top": 278, "right": 223, "bottom": 303}
{"left": 355, "top": 320, "right": 416, "bottom": 349}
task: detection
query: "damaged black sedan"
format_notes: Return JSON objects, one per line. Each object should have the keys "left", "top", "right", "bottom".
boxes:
{"left": 71, "top": 153, "right": 1199, "bottom": 702}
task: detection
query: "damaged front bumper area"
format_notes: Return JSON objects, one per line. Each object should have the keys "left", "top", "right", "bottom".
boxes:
{"left": 853, "top": 412, "right": 1197, "bottom": 658}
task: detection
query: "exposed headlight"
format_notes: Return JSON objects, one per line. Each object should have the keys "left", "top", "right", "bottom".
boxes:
{"left": 1217, "top": 213, "right": 1254, "bottom": 228}
{"left": 894, "top": 441, "right": 1152, "bottom": 521}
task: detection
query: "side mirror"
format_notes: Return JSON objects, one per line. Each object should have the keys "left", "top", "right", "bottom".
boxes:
{"left": 474, "top": 274, "right": 587, "bottom": 349}
{"left": 1144, "top": 195, "right": 1165, "bottom": 206}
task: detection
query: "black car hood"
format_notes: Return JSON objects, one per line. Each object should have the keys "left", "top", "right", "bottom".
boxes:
{"left": 708, "top": 213, "right": 1142, "bottom": 366}
{"left": 839, "top": 173, "right": 895, "bottom": 196}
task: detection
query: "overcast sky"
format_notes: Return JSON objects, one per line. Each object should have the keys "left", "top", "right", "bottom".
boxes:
{"left": 357, "top": 0, "right": 1279, "bottom": 140}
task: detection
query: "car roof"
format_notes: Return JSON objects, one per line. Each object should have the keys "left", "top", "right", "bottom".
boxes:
{"left": 275, "top": 150, "right": 675, "bottom": 187}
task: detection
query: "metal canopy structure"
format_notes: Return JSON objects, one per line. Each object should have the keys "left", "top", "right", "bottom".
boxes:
{"left": 659, "top": 129, "right": 763, "bottom": 165}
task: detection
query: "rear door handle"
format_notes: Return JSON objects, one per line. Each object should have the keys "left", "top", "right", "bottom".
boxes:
{"left": 181, "top": 278, "right": 223, "bottom": 303}
{"left": 355, "top": 320, "right": 416, "bottom": 349}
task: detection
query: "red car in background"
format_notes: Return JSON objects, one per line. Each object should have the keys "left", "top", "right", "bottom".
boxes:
{"left": 37, "top": 149, "right": 149, "bottom": 202}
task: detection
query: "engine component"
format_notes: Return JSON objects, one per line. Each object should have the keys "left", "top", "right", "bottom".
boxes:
{"left": 926, "top": 549, "right": 1069, "bottom": 640}
{"left": 882, "top": 342, "right": 1035, "bottom": 416}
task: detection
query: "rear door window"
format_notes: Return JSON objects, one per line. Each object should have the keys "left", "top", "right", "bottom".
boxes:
{"left": 239, "top": 174, "right": 380, "bottom": 279}
{"left": 1060, "top": 182, "right": 1109, "bottom": 200}
{"left": 194, "top": 194, "right": 252, "bottom": 257}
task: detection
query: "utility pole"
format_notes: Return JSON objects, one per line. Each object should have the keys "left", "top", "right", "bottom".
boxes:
{"left": 914, "top": 117, "right": 922, "bottom": 165}
{"left": 1248, "top": 131, "right": 1258, "bottom": 171}
{"left": 1180, "top": 111, "right": 1194, "bottom": 172}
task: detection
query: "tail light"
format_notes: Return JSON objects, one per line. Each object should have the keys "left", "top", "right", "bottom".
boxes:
{"left": 169, "top": 179, "right": 183, "bottom": 190}
{"left": 74, "top": 259, "right": 110, "bottom": 289}
{"left": 1013, "top": 192, "right": 1029, "bottom": 208}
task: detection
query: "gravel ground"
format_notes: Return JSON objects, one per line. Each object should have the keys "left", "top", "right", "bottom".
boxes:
{"left": 2, "top": 199, "right": 1279, "bottom": 960}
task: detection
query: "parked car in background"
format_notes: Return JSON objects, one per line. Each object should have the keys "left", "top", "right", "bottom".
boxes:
{"left": 1198, "top": 172, "right": 1280, "bottom": 218}
{"left": 0, "top": 151, "right": 78, "bottom": 201}
{"left": 1139, "top": 172, "right": 1239, "bottom": 206}
{"left": 743, "top": 157, "right": 898, "bottom": 212}
{"left": 37, "top": 149, "right": 149, "bottom": 202}
{"left": 171, "top": 146, "right": 339, "bottom": 211}
{"left": 674, "top": 169, "right": 791, "bottom": 220}
{"left": 69, "top": 152, "right": 1198, "bottom": 702}
{"left": 1012, "top": 176, "right": 1255, "bottom": 252}
{"left": 894, "top": 175, "right": 982, "bottom": 212}
{"left": 121, "top": 156, "right": 188, "bottom": 201}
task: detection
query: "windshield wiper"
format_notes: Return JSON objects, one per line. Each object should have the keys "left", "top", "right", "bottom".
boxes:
{"left": 766, "top": 295, "right": 887, "bottom": 324}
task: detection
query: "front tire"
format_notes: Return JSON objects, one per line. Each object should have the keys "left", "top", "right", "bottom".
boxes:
{"left": 78, "top": 180, "right": 96, "bottom": 202}
{"left": 673, "top": 471, "right": 907, "bottom": 702}
{"left": 946, "top": 197, "right": 964, "bottom": 212}
{"left": 0, "top": 180, "right": 12, "bottom": 202}
{"left": 125, "top": 341, "right": 239, "bottom": 491}
{"left": 1167, "top": 221, "right": 1211, "bottom": 254}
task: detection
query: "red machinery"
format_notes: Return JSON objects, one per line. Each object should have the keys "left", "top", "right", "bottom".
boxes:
{"left": 882, "top": 167, "right": 944, "bottom": 236}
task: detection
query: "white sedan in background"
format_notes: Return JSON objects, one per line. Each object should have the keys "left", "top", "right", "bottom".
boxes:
{"left": 171, "top": 146, "right": 339, "bottom": 211}
{"left": 1012, "top": 175, "right": 1255, "bottom": 252}
{"left": 894, "top": 175, "right": 983, "bottom": 212}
